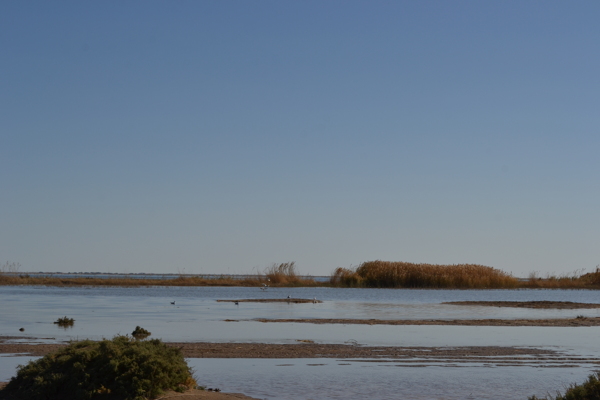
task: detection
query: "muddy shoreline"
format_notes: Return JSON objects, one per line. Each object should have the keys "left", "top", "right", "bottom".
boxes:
{"left": 252, "top": 316, "right": 600, "bottom": 326}
{"left": 216, "top": 298, "right": 321, "bottom": 303}
{"left": 3, "top": 341, "right": 599, "bottom": 370}
{"left": 0, "top": 339, "right": 578, "bottom": 361}
{"left": 444, "top": 300, "right": 600, "bottom": 309}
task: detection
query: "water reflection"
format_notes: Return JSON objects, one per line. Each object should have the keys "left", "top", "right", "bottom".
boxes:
{"left": 2, "top": 286, "right": 600, "bottom": 345}
{"left": 188, "top": 358, "right": 595, "bottom": 400}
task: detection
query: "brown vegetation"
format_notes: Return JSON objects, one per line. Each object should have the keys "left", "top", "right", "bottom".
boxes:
{"left": 330, "top": 260, "right": 519, "bottom": 288}
{"left": 331, "top": 261, "right": 600, "bottom": 289}
{"left": 522, "top": 267, "right": 600, "bottom": 289}
{"left": 0, "top": 274, "right": 256, "bottom": 287}
{"left": 263, "top": 262, "right": 303, "bottom": 286}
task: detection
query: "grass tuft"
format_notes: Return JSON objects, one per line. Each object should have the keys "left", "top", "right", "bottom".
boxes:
{"left": 53, "top": 316, "right": 75, "bottom": 327}
{"left": 131, "top": 326, "right": 151, "bottom": 339}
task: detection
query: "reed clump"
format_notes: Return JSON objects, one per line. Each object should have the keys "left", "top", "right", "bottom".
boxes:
{"left": 53, "top": 316, "right": 75, "bottom": 327}
{"left": 264, "top": 262, "right": 301, "bottom": 285}
{"left": 330, "top": 260, "right": 519, "bottom": 289}
{"left": 522, "top": 268, "right": 600, "bottom": 289}
{"left": 131, "top": 326, "right": 151, "bottom": 339}
{"left": 0, "top": 336, "right": 196, "bottom": 400}
{"left": 0, "top": 262, "right": 21, "bottom": 274}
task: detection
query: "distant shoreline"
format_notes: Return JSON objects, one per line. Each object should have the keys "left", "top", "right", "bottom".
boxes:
{"left": 1, "top": 268, "right": 600, "bottom": 289}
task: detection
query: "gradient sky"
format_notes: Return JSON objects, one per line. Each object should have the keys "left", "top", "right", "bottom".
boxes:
{"left": 1, "top": 1, "right": 599, "bottom": 277}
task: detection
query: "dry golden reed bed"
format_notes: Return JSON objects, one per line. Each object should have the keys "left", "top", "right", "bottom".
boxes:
{"left": 331, "top": 261, "right": 600, "bottom": 289}
{"left": 1, "top": 260, "right": 600, "bottom": 290}
{"left": 331, "top": 261, "right": 517, "bottom": 288}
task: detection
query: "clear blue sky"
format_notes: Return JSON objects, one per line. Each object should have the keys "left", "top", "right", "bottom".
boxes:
{"left": 1, "top": 1, "right": 598, "bottom": 277}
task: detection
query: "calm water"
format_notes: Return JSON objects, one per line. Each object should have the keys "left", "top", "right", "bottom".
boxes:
{"left": 2, "top": 285, "right": 600, "bottom": 399}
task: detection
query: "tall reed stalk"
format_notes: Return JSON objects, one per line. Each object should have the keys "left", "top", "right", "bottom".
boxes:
{"left": 263, "top": 262, "right": 302, "bottom": 285}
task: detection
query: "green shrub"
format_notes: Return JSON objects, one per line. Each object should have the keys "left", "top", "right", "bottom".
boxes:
{"left": 0, "top": 336, "right": 196, "bottom": 400}
{"left": 530, "top": 372, "right": 600, "bottom": 400}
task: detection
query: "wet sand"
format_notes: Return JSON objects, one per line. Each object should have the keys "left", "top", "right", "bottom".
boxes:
{"left": 253, "top": 316, "right": 600, "bottom": 326}
{"left": 0, "top": 339, "right": 590, "bottom": 363}
{"left": 217, "top": 298, "right": 321, "bottom": 303}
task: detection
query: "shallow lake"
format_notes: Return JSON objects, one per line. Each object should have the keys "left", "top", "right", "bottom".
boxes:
{"left": 2, "top": 285, "right": 600, "bottom": 399}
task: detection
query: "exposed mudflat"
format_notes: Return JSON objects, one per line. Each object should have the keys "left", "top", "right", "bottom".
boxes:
{"left": 444, "top": 301, "right": 600, "bottom": 309}
{"left": 168, "top": 343, "right": 563, "bottom": 362}
{"left": 217, "top": 298, "right": 321, "bottom": 303}
{"left": 253, "top": 316, "right": 600, "bottom": 326}
{"left": 0, "top": 338, "right": 591, "bottom": 365}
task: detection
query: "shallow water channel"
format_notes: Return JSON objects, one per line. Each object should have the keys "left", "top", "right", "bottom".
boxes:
{"left": 2, "top": 286, "right": 600, "bottom": 399}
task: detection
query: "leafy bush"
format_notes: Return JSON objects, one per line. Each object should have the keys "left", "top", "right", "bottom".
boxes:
{"left": 0, "top": 336, "right": 196, "bottom": 400}
{"left": 530, "top": 372, "right": 600, "bottom": 400}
